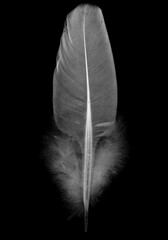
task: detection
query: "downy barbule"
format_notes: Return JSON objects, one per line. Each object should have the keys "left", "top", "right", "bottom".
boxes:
{"left": 45, "top": 4, "right": 126, "bottom": 232}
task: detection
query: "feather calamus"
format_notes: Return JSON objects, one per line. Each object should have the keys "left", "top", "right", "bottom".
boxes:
{"left": 46, "top": 4, "right": 125, "bottom": 232}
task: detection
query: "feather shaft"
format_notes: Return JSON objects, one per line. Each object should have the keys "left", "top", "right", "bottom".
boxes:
{"left": 83, "top": 11, "right": 93, "bottom": 231}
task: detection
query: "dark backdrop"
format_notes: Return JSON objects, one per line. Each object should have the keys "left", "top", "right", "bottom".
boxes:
{"left": 12, "top": 1, "right": 156, "bottom": 237}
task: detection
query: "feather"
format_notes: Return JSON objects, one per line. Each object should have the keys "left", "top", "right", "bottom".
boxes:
{"left": 48, "top": 4, "right": 124, "bottom": 232}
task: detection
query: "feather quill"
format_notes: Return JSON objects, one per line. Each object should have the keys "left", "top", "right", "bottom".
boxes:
{"left": 47, "top": 4, "right": 124, "bottom": 232}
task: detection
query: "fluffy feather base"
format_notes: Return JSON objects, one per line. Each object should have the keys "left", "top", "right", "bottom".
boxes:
{"left": 44, "top": 119, "right": 126, "bottom": 211}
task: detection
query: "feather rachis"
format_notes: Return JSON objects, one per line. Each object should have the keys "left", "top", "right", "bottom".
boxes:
{"left": 82, "top": 10, "right": 93, "bottom": 231}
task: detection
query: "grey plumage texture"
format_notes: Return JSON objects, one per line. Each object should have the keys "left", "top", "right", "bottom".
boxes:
{"left": 46, "top": 4, "right": 125, "bottom": 232}
{"left": 53, "top": 5, "right": 117, "bottom": 141}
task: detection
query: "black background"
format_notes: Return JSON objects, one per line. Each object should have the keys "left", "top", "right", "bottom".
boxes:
{"left": 10, "top": 0, "right": 158, "bottom": 237}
